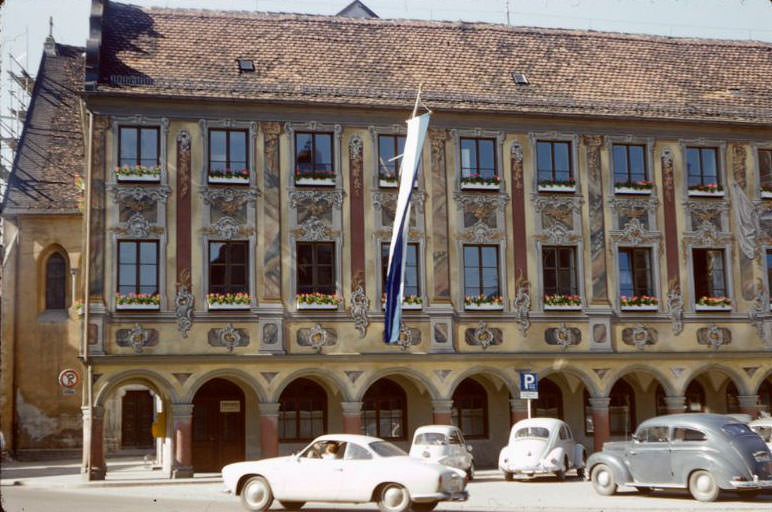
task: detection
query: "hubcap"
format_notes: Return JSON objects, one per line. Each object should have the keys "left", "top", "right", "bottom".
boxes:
{"left": 383, "top": 486, "right": 407, "bottom": 509}
{"left": 597, "top": 470, "right": 610, "bottom": 487}
{"left": 696, "top": 474, "right": 713, "bottom": 493}
{"left": 245, "top": 482, "right": 266, "bottom": 507}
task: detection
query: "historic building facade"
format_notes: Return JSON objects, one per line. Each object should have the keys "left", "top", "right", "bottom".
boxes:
{"left": 3, "top": 0, "right": 772, "bottom": 478}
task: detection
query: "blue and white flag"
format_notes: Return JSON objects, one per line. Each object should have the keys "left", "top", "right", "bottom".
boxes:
{"left": 384, "top": 112, "right": 431, "bottom": 343}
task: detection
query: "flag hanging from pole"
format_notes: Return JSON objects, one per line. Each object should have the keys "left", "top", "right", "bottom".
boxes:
{"left": 384, "top": 112, "right": 431, "bottom": 343}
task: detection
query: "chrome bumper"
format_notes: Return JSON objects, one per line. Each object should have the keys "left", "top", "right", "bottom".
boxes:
{"left": 730, "top": 478, "right": 772, "bottom": 489}
{"left": 500, "top": 462, "right": 561, "bottom": 474}
{"left": 412, "top": 490, "right": 469, "bottom": 502}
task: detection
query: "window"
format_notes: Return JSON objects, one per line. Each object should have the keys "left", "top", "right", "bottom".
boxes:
{"left": 463, "top": 245, "right": 500, "bottom": 299}
{"left": 45, "top": 253, "right": 66, "bottom": 310}
{"left": 295, "top": 132, "right": 334, "bottom": 183}
{"left": 636, "top": 426, "right": 669, "bottom": 443}
{"left": 118, "top": 241, "right": 159, "bottom": 296}
{"left": 542, "top": 246, "right": 578, "bottom": 296}
{"left": 686, "top": 147, "right": 720, "bottom": 187}
{"left": 460, "top": 138, "right": 498, "bottom": 186}
{"left": 760, "top": 149, "right": 772, "bottom": 195}
{"left": 208, "top": 241, "right": 248, "bottom": 295}
{"left": 673, "top": 428, "right": 706, "bottom": 442}
{"left": 613, "top": 144, "right": 647, "bottom": 185}
{"left": 609, "top": 379, "right": 636, "bottom": 436}
{"left": 296, "top": 242, "right": 336, "bottom": 295}
{"left": 378, "top": 134, "right": 405, "bottom": 185}
{"left": 618, "top": 248, "right": 654, "bottom": 298}
{"left": 537, "top": 141, "right": 572, "bottom": 185}
{"left": 362, "top": 378, "right": 406, "bottom": 440}
{"left": 119, "top": 126, "right": 159, "bottom": 168}
{"left": 344, "top": 443, "right": 372, "bottom": 460}
{"left": 685, "top": 380, "right": 705, "bottom": 412}
{"left": 452, "top": 378, "right": 488, "bottom": 438}
{"left": 533, "top": 378, "right": 563, "bottom": 419}
{"left": 209, "top": 129, "right": 248, "bottom": 178}
{"left": 381, "top": 242, "right": 420, "bottom": 299}
{"left": 692, "top": 249, "right": 727, "bottom": 299}
{"left": 279, "top": 378, "right": 327, "bottom": 442}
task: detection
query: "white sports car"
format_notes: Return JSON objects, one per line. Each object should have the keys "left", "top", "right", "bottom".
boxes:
{"left": 498, "top": 418, "right": 586, "bottom": 481}
{"left": 222, "top": 434, "right": 469, "bottom": 512}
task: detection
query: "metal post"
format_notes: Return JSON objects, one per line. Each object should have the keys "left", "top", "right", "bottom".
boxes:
{"left": 527, "top": 399, "right": 532, "bottom": 419}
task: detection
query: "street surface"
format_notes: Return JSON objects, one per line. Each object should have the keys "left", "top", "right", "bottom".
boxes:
{"left": 2, "top": 470, "right": 771, "bottom": 512}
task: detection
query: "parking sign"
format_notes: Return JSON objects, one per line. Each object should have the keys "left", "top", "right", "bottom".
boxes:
{"left": 519, "top": 372, "right": 539, "bottom": 400}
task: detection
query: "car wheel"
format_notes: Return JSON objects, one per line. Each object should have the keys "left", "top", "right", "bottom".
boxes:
{"left": 590, "top": 464, "right": 617, "bottom": 496}
{"left": 279, "top": 501, "right": 305, "bottom": 511}
{"left": 688, "top": 470, "right": 720, "bottom": 502}
{"left": 411, "top": 502, "right": 438, "bottom": 512}
{"left": 575, "top": 466, "right": 585, "bottom": 479}
{"left": 466, "top": 462, "right": 475, "bottom": 481}
{"left": 554, "top": 457, "right": 568, "bottom": 481}
{"left": 240, "top": 476, "right": 274, "bottom": 512}
{"left": 377, "top": 483, "right": 411, "bottom": 512}
{"left": 504, "top": 471, "right": 514, "bottom": 481}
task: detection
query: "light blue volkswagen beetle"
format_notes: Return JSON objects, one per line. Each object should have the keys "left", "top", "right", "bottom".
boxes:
{"left": 587, "top": 413, "right": 772, "bottom": 502}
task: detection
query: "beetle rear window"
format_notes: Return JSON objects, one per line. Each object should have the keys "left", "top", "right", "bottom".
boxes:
{"left": 370, "top": 441, "right": 408, "bottom": 457}
{"left": 722, "top": 423, "right": 752, "bottom": 436}
{"left": 414, "top": 433, "right": 447, "bottom": 445}
{"left": 515, "top": 427, "right": 550, "bottom": 439}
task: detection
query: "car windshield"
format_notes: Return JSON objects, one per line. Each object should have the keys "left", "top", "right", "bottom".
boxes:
{"left": 369, "top": 441, "right": 407, "bottom": 457}
{"left": 414, "top": 433, "right": 447, "bottom": 445}
{"left": 515, "top": 427, "right": 550, "bottom": 439}
{"left": 722, "top": 423, "right": 752, "bottom": 436}
{"left": 751, "top": 426, "right": 772, "bottom": 442}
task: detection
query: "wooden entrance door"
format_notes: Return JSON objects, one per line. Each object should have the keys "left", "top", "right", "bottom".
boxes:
{"left": 121, "top": 390, "right": 154, "bottom": 449}
{"left": 192, "top": 378, "right": 245, "bottom": 472}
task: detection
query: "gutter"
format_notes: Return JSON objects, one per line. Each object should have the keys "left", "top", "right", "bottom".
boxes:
{"left": 81, "top": 110, "right": 94, "bottom": 477}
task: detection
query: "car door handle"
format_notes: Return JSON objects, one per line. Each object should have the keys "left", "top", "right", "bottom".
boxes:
{"left": 629, "top": 451, "right": 638, "bottom": 455}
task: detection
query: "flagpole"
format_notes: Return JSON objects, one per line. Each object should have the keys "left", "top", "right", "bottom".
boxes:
{"left": 411, "top": 83, "right": 423, "bottom": 119}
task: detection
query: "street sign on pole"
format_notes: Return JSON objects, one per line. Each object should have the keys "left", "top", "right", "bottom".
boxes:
{"left": 519, "top": 372, "right": 539, "bottom": 400}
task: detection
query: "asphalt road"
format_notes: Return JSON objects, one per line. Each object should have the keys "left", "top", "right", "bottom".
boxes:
{"left": 2, "top": 471, "right": 771, "bottom": 512}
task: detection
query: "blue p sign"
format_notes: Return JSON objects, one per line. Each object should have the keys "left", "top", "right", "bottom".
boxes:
{"left": 520, "top": 372, "right": 539, "bottom": 399}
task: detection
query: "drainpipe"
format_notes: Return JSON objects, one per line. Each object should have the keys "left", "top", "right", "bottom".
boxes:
{"left": 82, "top": 110, "right": 94, "bottom": 478}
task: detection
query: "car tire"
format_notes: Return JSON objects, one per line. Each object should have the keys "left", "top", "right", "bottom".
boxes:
{"left": 504, "top": 471, "right": 514, "bottom": 481}
{"left": 411, "top": 502, "right": 439, "bottom": 512}
{"left": 466, "top": 462, "right": 475, "bottom": 481}
{"left": 590, "top": 464, "right": 618, "bottom": 496}
{"left": 279, "top": 501, "right": 305, "bottom": 511}
{"left": 575, "top": 466, "right": 585, "bottom": 480}
{"left": 554, "top": 457, "right": 568, "bottom": 481}
{"left": 688, "top": 470, "right": 720, "bottom": 502}
{"left": 240, "top": 476, "right": 274, "bottom": 512}
{"left": 377, "top": 483, "right": 411, "bottom": 512}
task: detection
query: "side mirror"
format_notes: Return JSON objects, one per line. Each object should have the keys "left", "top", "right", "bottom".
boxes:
{"left": 466, "top": 444, "right": 473, "bottom": 452}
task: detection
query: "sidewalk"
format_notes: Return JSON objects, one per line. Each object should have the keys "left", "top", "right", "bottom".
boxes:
{"left": 0, "top": 456, "right": 222, "bottom": 489}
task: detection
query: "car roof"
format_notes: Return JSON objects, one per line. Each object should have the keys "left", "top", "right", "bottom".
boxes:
{"left": 511, "top": 417, "right": 565, "bottom": 429}
{"left": 314, "top": 433, "right": 384, "bottom": 444}
{"left": 639, "top": 413, "right": 742, "bottom": 430}
{"left": 413, "top": 425, "right": 461, "bottom": 435}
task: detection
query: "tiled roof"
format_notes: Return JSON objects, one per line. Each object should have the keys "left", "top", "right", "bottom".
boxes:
{"left": 2, "top": 44, "right": 85, "bottom": 213}
{"left": 93, "top": 2, "right": 772, "bottom": 124}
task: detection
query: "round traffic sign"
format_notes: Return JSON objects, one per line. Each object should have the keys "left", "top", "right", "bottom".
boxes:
{"left": 58, "top": 369, "right": 80, "bottom": 389}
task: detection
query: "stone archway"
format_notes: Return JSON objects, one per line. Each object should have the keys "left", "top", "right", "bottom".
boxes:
{"left": 191, "top": 378, "right": 245, "bottom": 472}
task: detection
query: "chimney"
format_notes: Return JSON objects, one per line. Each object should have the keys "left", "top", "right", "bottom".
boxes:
{"left": 44, "top": 17, "right": 57, "bottom": 57}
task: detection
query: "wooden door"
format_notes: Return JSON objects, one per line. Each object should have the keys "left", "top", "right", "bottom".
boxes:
{"left": 192, "top": 378, "right": 245, "bottom": 472}
{"left": 121, "top": 390, "right": 154, "bottom": 449}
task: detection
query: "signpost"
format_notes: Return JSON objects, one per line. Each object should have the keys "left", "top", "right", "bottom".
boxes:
{"left": 519, "top": 372, "right": 539, "bottom": 418}
{"left": 58, "top": 368, "right": 80, "bottom": 395}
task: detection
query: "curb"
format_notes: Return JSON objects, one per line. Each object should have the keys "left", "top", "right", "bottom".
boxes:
{"left": 1, "top": 477, "right": 222, "bottom": 489}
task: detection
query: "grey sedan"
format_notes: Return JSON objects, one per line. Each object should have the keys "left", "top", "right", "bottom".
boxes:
{"left": 587, "top": 413, "right": 772, "bottom": 502}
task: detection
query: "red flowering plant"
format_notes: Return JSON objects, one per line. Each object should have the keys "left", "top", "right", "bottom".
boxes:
{"left": 296, "top": 292, "right": 342, "bottom": 306}
{"left": 115, "top": 164, "right": 161, "bottom": 179}
{"left": 697, "top": 296, "right": 731, "bottom": 307}
{"left": 620, "top": 295, "right": 659, "bottom": 307}
{"left": 464, "top": 294, "right": 504, "bottom": 307}
{"left": 208, "top": 167, "right": 249, "bottom": 180}
{"left": 460, "top": 174, "right": 501, "bottom": 186}
{"left": 544, "top": 294, "right": 581, "bottom": 307}
{"left": 294, "top": 166, "right": 336, "bottom": 182}
{"left": 381, "top": 293, "right": 423, "bottom": 305}
{"left": 615, "top": 180, "right": 654, "bottom": 191}
{"left": 116, "top": 292, "right": 160, "bottom": 306}
{"left": 688, "top": 183, "right": 724, "bottom": 193}
{"left": 207, "top": 292, "right": 251, "bottom": 306}
{"left": 379, "top": 170, "right": 399, "bottom": 185}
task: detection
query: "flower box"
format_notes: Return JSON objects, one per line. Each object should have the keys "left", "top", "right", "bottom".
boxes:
{"left": 116, "top": 173, "right": 160, "bottom": 183}
{"left": 688, "top": 189, "right": 725, "bottom": 198}
{"left": 538, "top": 183, "right": 576, "bottom": 193}
{"left": 461, "top": 182, "right": 500, "bottom": 191}
{"left": 208, "top": 175, "right": 249, "bottom": 185}
{"left": 115, "top": 165, "right": 161, "bottom": 182}
{"left": 620, "top": 305, "right": 659, "bottom": 311}
{"left": 464, "top": 302, "right": 504, "bottom": 311}
{"left": 295, "top": 177, "right": 336, "bottom": 186}
{"left": 208, "top": 303, "right": 251, "bottom": 310}
{"left": 614, "top": 186, "right": 652, "bottom": 195}
{"left": 116, "top": 303, "right": 160, "bottom": 311}
{"left": 381, "top": 302, "right": 423, "bottom": 310}
{"left": 695, "top": 304, "right": 732, "bottom": 312}
{"left": 762, "top": 190, "right": 772, "bottom": 199}
{"left": 543, "top": 304, "right": 582, "bottom": 311}
{"left": 297, "top": 302, "right": 339, "bottom": 310}
{"left": 379, "top": 178, "right": 399, "bottom": 188}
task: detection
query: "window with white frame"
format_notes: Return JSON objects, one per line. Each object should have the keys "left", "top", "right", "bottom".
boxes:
{"left": 460, "top": 137, "right": 498, "bottom": 188}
